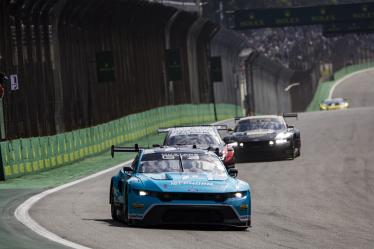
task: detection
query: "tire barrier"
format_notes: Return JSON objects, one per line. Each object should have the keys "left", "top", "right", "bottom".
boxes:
{"left": 0, "top": 103, "right": 242, "bottom": 180}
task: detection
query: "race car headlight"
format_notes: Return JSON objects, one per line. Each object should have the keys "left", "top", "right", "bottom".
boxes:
{"left": 138, "top": 190, "right": 149, "bottom": 196}
{"left": 275, "top": 139, "right": 288, "bottom": 144}
{"left": 228, "top": 192, "right": 246, "bottom": 199}
{"left": 320, "top": 104, "right": 327, "bottom": 110}
{"left": 275, "top": 132, "right": 292, "bottom": 140}
{"left": 239, "top": 143, "right": 244, "bottom": 148}
{"left": 275, "top": 132, "right": 292, "bottom": 145}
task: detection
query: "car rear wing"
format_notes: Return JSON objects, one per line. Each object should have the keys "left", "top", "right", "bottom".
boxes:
{"left": 157, "top": 128, "right": 170, "bottom": 133}
{"left": 111, "top": 144, "right": 145, "bottom": 158}
{"left": 282, "top": 113, "right": 298, "bottom": 119}
{"left": 157, "top": 124, "right": 229, "bottom": 133}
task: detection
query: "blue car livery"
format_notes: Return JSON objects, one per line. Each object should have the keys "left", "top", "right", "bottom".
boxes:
{"left": 109, "top": 146, "right": 251, "bottom": 228}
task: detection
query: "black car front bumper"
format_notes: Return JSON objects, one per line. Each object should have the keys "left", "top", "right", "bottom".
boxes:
{"left": 236, "top": 141, "right": 292, "bottom": 161}
{"left": 136, "top": 204, "right": 249, "bottom": 227}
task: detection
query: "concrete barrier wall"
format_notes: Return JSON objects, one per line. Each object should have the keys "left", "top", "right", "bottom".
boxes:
{"left": 210, "top": 29, "right": 249, "bottom": 107}
{"left": 0, "top": 103, "right": 241, "bottom": 180}
{"left": 245, "top": 53, "right": 294, "bottom": 115}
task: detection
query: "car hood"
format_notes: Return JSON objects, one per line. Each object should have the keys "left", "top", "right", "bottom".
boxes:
{"left": 232, "top": 129, "right": 281, "bottom": 141}
{"left": 172, "top": 144, "right": 224, "bottom": 151}
{"left": 134, "top": 172, "right": 247, "bottom": 193}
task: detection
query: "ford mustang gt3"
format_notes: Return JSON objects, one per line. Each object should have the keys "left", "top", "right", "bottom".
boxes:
{"left": 109, "top": 145, "right": 251, "bottom": 229}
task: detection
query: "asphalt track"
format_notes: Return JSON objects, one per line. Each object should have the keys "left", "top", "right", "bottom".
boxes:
{"left": 26, "top": 69, "right": 374, "bottom": 249}
{"left": 0, "top": 190, "right": 68, "bottom": 249}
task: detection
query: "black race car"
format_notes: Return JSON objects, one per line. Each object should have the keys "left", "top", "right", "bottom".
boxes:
{"left": 159, "top": 125, "right": 236, "bottom": 168}
{"left": 223, "top": 114, "right": 301, "bottom": 162}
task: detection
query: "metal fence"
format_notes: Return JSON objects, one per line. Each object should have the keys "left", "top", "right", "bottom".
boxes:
{"left": 2, "top": 0, "right": 360, "bottom": 141}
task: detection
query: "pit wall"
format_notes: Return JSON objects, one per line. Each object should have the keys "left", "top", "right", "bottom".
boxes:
{"left": 307, "top": 62, "right": 374, "bottom": 112}
{"left": 0, "top": 104, "right": 242, "bottom": 180}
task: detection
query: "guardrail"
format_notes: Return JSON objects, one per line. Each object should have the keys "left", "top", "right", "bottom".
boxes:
{"left": 307, "top": 61, "right": 374, "bottom": 112}
{"left": 0, "top": 103, "right": 242, "bottom": 180}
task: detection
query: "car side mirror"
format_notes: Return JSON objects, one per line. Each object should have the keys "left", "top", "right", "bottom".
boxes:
{"left": 123, "top": 166, "right": 133, "bottom": 172}
{"left": 228, "top": 168, "right": 238, "bottom": 178}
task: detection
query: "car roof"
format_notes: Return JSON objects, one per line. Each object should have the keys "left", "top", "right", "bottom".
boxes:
{"left": 168, "top": 126, "right": 218, "bottom": 135}
{"left": 238, "top": 115, "right": 282, "bottom": 121}
{"left": 141, "top": 146, "right": 212, "bottom": 156}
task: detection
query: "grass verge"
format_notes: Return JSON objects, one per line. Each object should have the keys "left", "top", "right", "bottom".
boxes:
{"left": 0, "top": 133, "right": 165, "bottom": 189}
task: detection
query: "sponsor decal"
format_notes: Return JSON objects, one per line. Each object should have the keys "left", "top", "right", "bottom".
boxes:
{"left": 161, "top": 153, "right": 200, "bottom": 160}
{"left": 170, "top": 181, "right": 213, "bottom": 186}
{"left": 128, "top": 214, "right": 144, "bottom": 219}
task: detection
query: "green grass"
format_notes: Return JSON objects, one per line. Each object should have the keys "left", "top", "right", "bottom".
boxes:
{"left": 0, "top": 133, "right": 166, "bottom": 189}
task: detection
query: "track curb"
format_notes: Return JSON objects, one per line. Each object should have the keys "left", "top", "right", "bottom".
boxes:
{"left": 14, "top": 160, "right": 131, "bottom": 249}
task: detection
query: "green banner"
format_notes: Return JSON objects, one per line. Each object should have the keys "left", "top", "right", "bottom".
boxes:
{"left": 234, "top": 2, "right": 374, "bottom": 30}
{"left": 96, "top": 51, "right": 116, "bottom": 82}
{"left": 323, "top": 20, "right": 374, "bottom": 36}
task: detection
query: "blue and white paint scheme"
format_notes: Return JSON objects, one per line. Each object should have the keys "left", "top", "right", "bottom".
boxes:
{"left": 109, "top": 146, "right": 251, "bottom": 228}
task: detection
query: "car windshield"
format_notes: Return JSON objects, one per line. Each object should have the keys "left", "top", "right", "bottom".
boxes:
{"left": 165, "top": 133, "right": 221, "bottom": 146}
{"left": 139, "top": 153, "right": 226, "bottom": 175}
{"left": 235, "top": 118, "right": 285, "bottom": 132}
{"left": 323, "top": 98, "right": 344, "bottom": 105}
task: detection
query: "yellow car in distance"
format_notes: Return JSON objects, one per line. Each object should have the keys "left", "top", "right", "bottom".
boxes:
{"left": 320, "top": 98, "right": 349, "bottom": 111}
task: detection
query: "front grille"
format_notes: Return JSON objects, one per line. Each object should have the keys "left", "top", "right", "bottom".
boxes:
{"left": 155, "top": 192, "right": 228, "bottom": 202}
{"left": 142, "top": 205, "right": 241, "bottom": 225}
{"left": 244, "top": 141, "right": 269, "bottom": 148}
{"left": 162, "top": 208, "right": 223, "bottom": 223}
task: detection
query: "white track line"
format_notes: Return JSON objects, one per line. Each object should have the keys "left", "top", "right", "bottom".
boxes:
{"left": 13, "top": 119, "right": 233, "bottom": 249}
{"left": 14, "top": 160, "right": 132, "bottom": 249}
{"left": 328, "top": 67, "right": 374, "bottom": 99}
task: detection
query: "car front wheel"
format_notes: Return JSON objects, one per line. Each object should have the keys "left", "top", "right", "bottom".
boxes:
{"left": 110, "top": 186, "right": 120, "bottom": 221}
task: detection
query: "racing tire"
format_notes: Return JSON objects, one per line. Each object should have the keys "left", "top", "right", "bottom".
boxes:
{"left": 287, "top": 142, "right": 296, "bottom": 160}
{"left": 235, "top": 150, "right": 244, "bottom": 163}
{"left": 111, "top": 203, "right": 120, "bottom": 221}
{"left": 121, "top": 196, "right": 136, "bottom": 226}
{"left": 110, "top": 185, "right": 120, "bottom": 221}
{"left": 121, "top": 199, "right": 129, "bottom": 224}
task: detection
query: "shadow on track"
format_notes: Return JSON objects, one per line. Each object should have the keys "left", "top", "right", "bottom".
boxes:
{"left": 83, "top": 218, "right": 249, "bottom": 232}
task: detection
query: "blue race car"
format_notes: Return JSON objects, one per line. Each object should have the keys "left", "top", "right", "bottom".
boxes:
{"left": 109, "top": 145, "right": 251, "bottom": 229}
